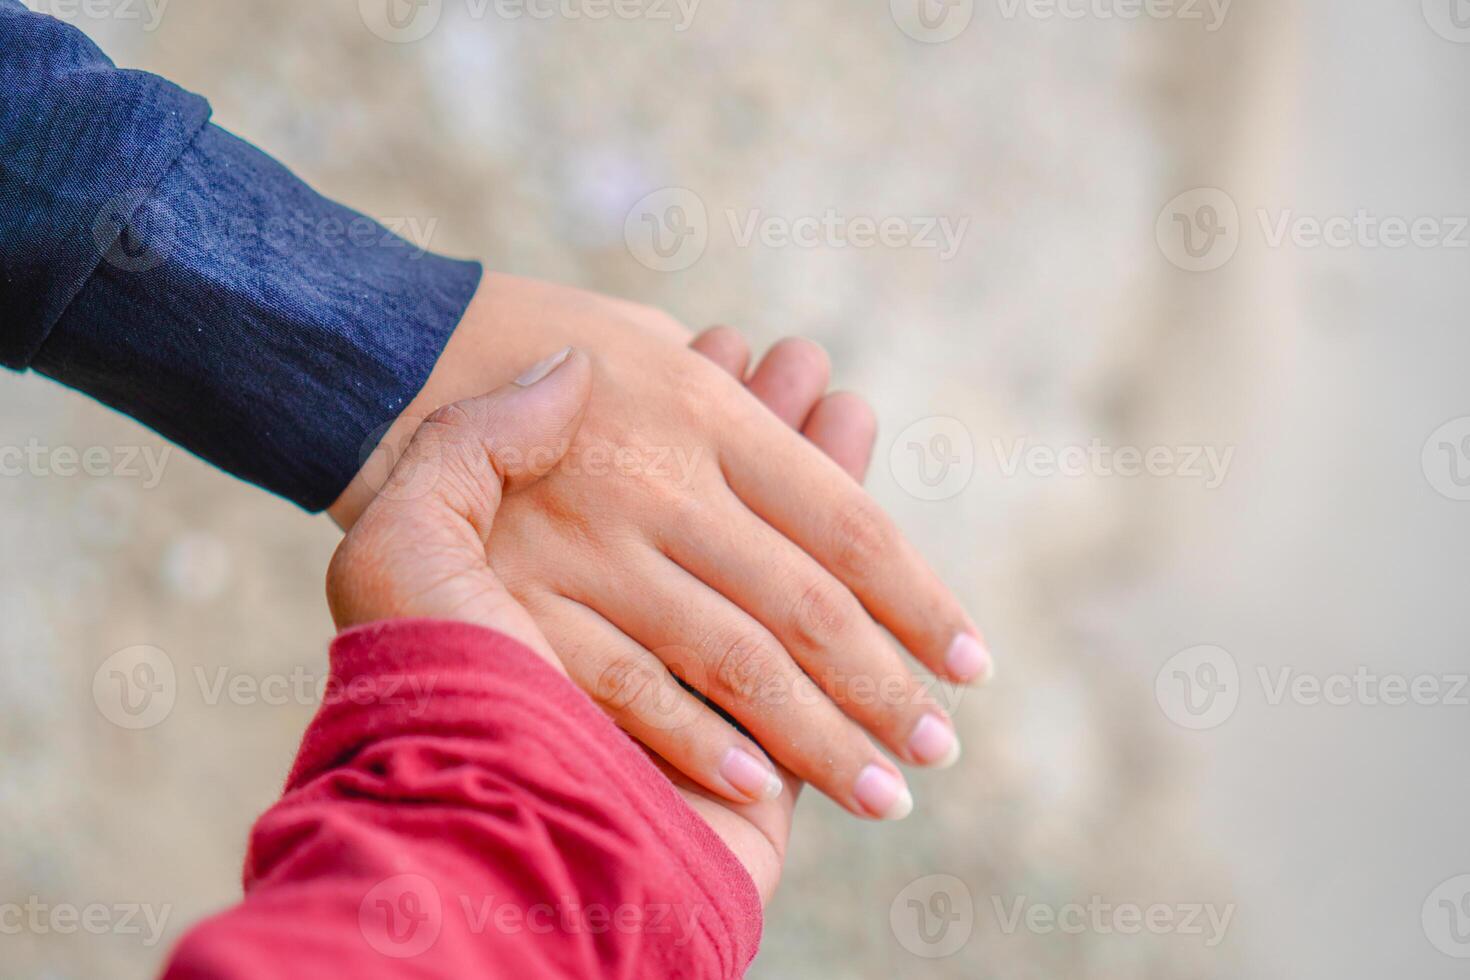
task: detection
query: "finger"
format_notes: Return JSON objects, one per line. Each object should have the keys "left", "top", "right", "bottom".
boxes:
{"left": 531, "top": 593, "right": 788, "bottom": 807}
{"left": 689, "top": 325, "right": 751, "bottom": 379}
{"left": 359, "top": 346, "right": 592, "bottom": 528}
{"left": 719, "top": 405, "right": 992, "bottom": 686}
{"left": 660, "top": 488, "right": 961, "bottom": 771}
{"left": 744, "top": 337, "right": 831, "bottom": 429}
{"left": 558, "top": 547, "right": 917, "bottom": 821}
{"left": 328, "top": 347, "right": 592, "bottom": 657}
{"left": 802, "top": 391, "right": 878, "bottom": 483}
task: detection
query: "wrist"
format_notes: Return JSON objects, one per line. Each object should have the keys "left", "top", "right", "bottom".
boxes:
{"left": 329, "top": 272, "right": 693, "bottom": 527}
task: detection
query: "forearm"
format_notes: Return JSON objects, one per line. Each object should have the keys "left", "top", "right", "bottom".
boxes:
{"left": 2, "top": 2, "right": 480, "bottom": 511}
{"left": 162, "top": 619, "right": 761, "bottom": 979}
{"left": 326, "top": 272, "right": 692, "bottom": 526}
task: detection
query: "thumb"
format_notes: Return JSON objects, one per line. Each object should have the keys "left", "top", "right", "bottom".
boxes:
{"left": 326, "top": 347, "right": 591, "bottom": 662}
{"left": 371, "top": 346, "right": 591, "bottom": 525}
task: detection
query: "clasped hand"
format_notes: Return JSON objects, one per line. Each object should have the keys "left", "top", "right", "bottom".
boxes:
{"left": 327, "top": 275, "right": 991, "bottom": 842}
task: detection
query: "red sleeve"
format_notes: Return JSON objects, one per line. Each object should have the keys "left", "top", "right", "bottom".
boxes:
{"left": 161, "top": 619, "right": 762, "bottom": 979}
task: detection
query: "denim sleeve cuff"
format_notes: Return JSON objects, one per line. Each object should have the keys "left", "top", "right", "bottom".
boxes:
{"left": 0, "top": 0, "right": 211, "bottom": 366}
{"left": 31, "top": 123, "right": 483, "bottom": 512}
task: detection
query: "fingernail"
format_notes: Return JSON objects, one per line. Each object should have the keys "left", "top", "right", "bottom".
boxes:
{"left": 854, "top": 764, "right": 914, "bottom": 821}
{"left": 907, "top": 713, "right": 961, "bottom": 769}
{"left": 946, "top": 632, "right": 993, "bottom": 684}
{"left": 515, "top": 346, "right": 573, "bottom": 386}
{"left": 720, "top": 747, "right": 783, "bottom": 802}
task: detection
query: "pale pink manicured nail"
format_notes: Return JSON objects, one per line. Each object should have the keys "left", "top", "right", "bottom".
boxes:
{"left": 720, "top": 747, "right": 783, "bottom": 802}
{"left": 514, "top": 346, "right": 573, "bottom": 386}
{"left": 946, "top": 633, "right": 993, "bottom": 684}
{"left": 854, "top": 764, "right": 914, "bottom": 821}
{"left": 907, "top": 713, "right": 961, "bottom": 769}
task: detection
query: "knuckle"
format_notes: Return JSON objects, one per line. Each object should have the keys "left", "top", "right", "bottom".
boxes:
{"left": 775, "top": 336, "right": 831, "bottom": 377}
{"left": 324, "top": 530, "right": 387, "bottom": 626}
{"left": 789, "top": 578, "right": 854, "bottom": 651}
{"left": 712, "top": 632, "right": 783, "bottom": 704}
{"left": 420, "top": 400, "right": 474, "bottom": 432}
{"left": 831, "top": 497, "right": 891, "bottom": 579}
{"left": 595, "top": 657, "right": 663, "bottom": 714}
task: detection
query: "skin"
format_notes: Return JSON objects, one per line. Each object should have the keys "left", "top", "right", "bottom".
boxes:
{"left": 330, "top": 275, "right": 990, "bottom": 820}
{"left": 326, "top": 329, "right": 878, "bottom": 902}
{"left": 670, "top": 328, "right": 878, "bottom": 901}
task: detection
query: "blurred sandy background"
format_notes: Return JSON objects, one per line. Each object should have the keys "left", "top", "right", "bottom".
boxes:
{"left": 3, "top": 0, "right": 1469, "bottom": 976}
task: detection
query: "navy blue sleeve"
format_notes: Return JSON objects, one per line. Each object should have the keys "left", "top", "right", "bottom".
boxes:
{"left": 1, "top": 3, "right": 483, "bottom": 512}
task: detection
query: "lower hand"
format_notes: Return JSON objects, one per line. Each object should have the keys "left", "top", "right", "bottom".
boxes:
{"left": 325, "top": 338, "right": 867, "bottom": 900}
{"left": 331, "top": 275, "right": 991, "bottom": 822}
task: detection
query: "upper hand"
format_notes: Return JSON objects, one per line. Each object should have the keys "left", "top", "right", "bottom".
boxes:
{"left": 325, "top": 346, "right": 810, "bottom": 898}
{"left": 331, "top": 274, "right": 992, "bottom": 822}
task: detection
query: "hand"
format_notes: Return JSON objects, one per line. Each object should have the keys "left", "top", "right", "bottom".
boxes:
{"left": 671, "top": 326, "right": 882, "bottom": 902}
{"left": 324, "top": 342, "right": 858, "bottom": 900}
{"left": 331, "top": 275, "right": 993, "bottom": 822}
